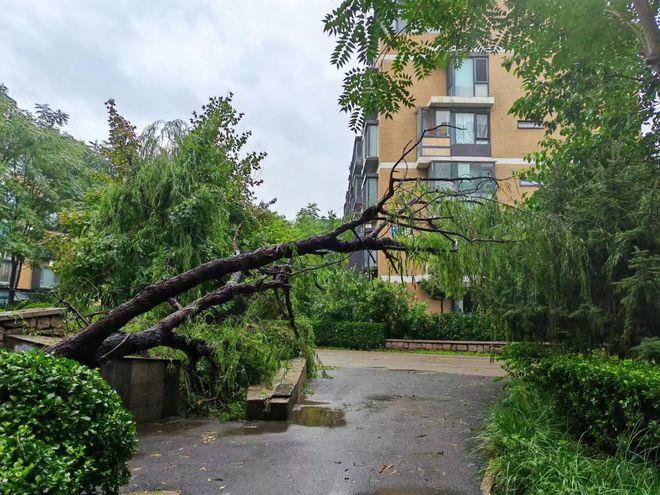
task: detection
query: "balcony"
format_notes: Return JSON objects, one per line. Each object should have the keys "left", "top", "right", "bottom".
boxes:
{"left": 418, "top": 107, "right": 491, "bottom": 166}
{"left": 427, "top": 95, "right": 494, "bottom": 109}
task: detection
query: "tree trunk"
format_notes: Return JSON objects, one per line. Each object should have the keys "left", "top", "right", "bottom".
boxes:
{"left": 7, "top": 256, "right": 22, "bottom": 306}
{"left": 632, "top": 0, "right": 660, "bottom": 78}
{"left": 46, "top": 232, "right": 402, "bottom": 361}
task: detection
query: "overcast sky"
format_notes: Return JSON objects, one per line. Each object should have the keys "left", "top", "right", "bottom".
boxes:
{"left": 0, "top": 0, "right": 353, "bottom": 218}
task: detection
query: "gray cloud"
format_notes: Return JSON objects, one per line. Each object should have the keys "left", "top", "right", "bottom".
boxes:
{"left": 0, "top": 0, "right": 353, "bottom": 218}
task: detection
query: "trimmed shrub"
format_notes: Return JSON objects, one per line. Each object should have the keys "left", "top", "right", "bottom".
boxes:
{"left": 0, "top": 350, "right": 136, "bottom": 494}
{"left": 403, "top": 312, "right": 504, "bottom": 341}
{"left": 502, "top": 346, "right": 660, "bottom": 459}
{"left": 313, "top": 320, "right": 387, "bottom": 350}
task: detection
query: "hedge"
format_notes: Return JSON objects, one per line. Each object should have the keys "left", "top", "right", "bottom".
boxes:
{"left": 0, "top": 350, "right": 136, "bottom": 494}
{"left": 403, "top": 312, "right": 503, "bottom": 341}
{"left": 503, "top": 344, "right": 660, "bottom": 459}
{"left": 312, "top": 320, "right": 387, "bottom": 350}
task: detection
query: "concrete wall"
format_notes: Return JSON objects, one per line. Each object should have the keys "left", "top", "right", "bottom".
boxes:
{"left": 101, "top": 357, "right": 180, "bottom": 423}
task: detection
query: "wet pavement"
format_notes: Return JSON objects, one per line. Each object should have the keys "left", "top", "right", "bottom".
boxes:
{"left": 125, "top": 352, "right": 503, "bottom": 495}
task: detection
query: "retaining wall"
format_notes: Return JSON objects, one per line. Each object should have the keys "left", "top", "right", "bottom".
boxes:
{"left": 0, "top": 307, "right": 65, "bottom": 347}
{"left": 385, "top": 339, "right": 507, "bottom": 353}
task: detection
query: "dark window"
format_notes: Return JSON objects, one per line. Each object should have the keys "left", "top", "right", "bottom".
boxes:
{"left": 517, "top": 120, "right": 543, "bottom": 129}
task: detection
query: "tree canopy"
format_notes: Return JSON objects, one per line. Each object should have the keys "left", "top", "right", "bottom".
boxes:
{"left": 0, "top": 85, "right": 100, "bottom": 303}
{"left": 326, "top": 0, "right": 660, "bottom": 349}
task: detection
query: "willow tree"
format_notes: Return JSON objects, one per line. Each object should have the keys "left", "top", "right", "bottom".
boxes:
{"left": 55, "top": 96, "right": 265, "bottom": 308}
{"left": 46, "top": 105, "right": 505, "bottom": 366}
{"left": 325, "top": 0, "right": 660, "bottom": 350}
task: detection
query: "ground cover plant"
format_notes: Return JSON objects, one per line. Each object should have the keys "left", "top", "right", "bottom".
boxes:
{"left": 482, "top": 381, "right": 660, "bottom": 495}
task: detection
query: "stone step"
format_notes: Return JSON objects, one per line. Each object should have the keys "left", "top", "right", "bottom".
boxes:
{"left": 245, "top": 357, "right": 307, "bottom": 420}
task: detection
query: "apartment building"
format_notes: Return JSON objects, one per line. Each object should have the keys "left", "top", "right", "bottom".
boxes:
{"left": 344, "top": 50, "right": 544, "bottom": 313}
{"left": 0, "top": 259, "right": 57, "bottom": 305}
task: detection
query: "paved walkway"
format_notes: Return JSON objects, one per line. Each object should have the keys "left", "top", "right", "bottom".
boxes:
{"left": 317, "top": 349, "right": 505, "bottom": 377}
{"left": 125, "top": 351, "right": 503, "bottom": 495}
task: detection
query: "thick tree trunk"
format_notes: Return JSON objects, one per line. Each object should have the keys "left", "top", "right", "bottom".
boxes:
{"left": 46, "top": 231, "right": 402, "bottom": 361}
{"left": 93, "top": 278, "right": 285, "bottom": 363}
{"left": 632, "top": 0, "right": 660, "bottom": 77}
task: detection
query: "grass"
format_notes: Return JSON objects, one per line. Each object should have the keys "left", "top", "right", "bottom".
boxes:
{"left": 481, "top": 381, "right": 660, "bottom": 494}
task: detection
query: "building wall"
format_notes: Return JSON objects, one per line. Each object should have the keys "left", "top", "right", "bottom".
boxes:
{"left": 343, "top": 45, "right": 548, "bottom": 314}
{"left": 371, "top": 52, "right": 544, "bottom": 312}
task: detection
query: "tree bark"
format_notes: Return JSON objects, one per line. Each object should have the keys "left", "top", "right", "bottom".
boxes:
{"left": 7, "top": 256, "right": 23, "bottom": 306}
{"left": 46, "top": 231, "right": 403, "bottom": 360}
{"left": 632, "top": 0, "right": 660, "bottom": 77}
{"left": 77, "top": 278, "right": 287, "bottom": 364}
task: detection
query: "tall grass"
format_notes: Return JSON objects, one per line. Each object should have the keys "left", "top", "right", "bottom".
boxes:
{"left": 481, "top": 382, "right": 660, "bottom": 494}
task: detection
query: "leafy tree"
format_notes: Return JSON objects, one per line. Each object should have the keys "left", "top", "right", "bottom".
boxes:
{"left": 325, "top": 0, "right": 659, "bottom": 349}
{"left": 55, "top": 95, "right": 265, "bottom": 307}
{"left": 0, "top": 85, "right": 98, "bottom": 304}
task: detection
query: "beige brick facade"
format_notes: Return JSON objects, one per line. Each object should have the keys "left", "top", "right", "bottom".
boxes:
{"left": 346, "top": 49, "right": 545, "bottom": 313}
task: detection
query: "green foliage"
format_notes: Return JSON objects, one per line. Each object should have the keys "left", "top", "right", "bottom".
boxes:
{"left": 501, "top": 346, "right": 660, "bottom": 459}
{"left": 401, "top": 312, "right": 503, "bottom": 341}
{"left": 293, "top": 267, "right": 425, "bottom": 337}
{"left": 483, "top": 381, "right": 660, "bottom": 495}
{"left": 631, "top": 338, "right": 660, "bottom": 364}
{"left": 153, "top": 319, "right": 313, "bottom": 417}
{"left": 54, "top": 95, "right": 265, "bottom": 307}
{"left": 312, "top": 320, "right": 387, "bottom": 350}
{"left": 327, "top": 1, "right": 660, "bottom": 350}
{"left": 324, "top": 0, "right": 492, "bottom": 130}
{"left": 0, "top": 85, "right": 100, "bottom": 302}
{"left": 0, "top": 350, "right": 135, "bottom": 494}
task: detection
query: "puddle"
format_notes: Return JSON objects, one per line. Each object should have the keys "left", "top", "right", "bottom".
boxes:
{"left": 138, "top": 418, "right": 209, "bottom": 436}
{"left": 290, "top": 405, "right": 346, "bottom": 427}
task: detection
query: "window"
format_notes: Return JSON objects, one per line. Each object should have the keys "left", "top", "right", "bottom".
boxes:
{"left": 454, "top": 112, "right": 489, "bottom": 144}
{"left": 449, "top": 56, "right": 489, "bottom": 97}
{"left": 393, "top": 17, "right": 408, "bottom": 32}
{"left": 0, "top": 260, "right": 11, "bottom": 285}
{"left": 39, "top": 267, "right": 57, "bottom": 289}
{"left": 422, "top": 109, "right": 489, "bottom": 144}
{"left": 517, "top": 120, "right": 543, "bottom": 129}
{"left": 365, "top": 176, "right": 378, "bottom": 205}
{"left": 365, "top": 124, "right": 379, "bottom": 158}
{"left": 520, "top": 179, "right": 541, "bottom": 187}
{"left": 422, "top": 109, "right": 450, "bottom": 137}
{"left": 429, "top": 161, "right": 496, "bottom": 197}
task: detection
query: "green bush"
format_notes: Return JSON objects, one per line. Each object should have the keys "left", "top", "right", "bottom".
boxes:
{"left": 502, "top": 346, "right": 660, "bottom": 459}
{"left": 0, "top": 350, "right": 136, "bottom": 494}
{"left": 402, "top": 312, "right": 504, "bottom": 341}
{"left": 483, "top": 382, "right": 660, "bottom": 494}
{"left": 313, "top": 320, "right": 387, "bottom": 350}
{"left": 631, "top": 338, "right": 660, "bottom": 363}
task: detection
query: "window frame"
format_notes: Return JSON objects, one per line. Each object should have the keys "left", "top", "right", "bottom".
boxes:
{"left": 428, "top": 161, "right": 496, "bottom": 197}
{"left": 448, "top": 55, "right": 489, "bottom": 97}
{"left": 450, "top": 111, "right": 490, "bottom": 145}
{"left": 364, "top": 123, "right": 379, "bottom": 158}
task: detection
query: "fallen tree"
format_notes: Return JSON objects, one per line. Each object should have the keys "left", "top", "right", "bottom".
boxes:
{"left": 46, "top": 126, "right": 505, "bottom": 366}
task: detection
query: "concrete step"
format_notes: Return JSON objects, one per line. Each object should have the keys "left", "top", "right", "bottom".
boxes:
{"left": 245, "top": 357, "right": 307, "bottom": 420}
